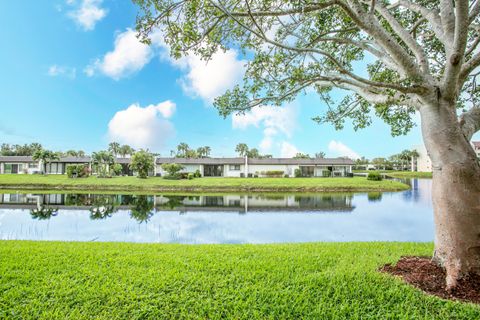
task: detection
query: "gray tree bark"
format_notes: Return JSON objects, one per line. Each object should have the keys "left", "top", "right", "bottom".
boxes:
{"left": 420, "top": 94, "right": 480, "bottom": 289}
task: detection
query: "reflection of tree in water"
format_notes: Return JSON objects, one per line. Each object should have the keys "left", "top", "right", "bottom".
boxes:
{"left": 89, "top": 195, "right": 119, "bottom": 220}
{"left": 130, "top": 195, "right": 155, "bottom": 223}
{"left": 367, "top": 192, "right": 383, "bottom": 202}
{"left": 294, "top": 194, "right": 354, "bottom": 210}
{"left": 65, "top": 194, "right": 92, "bottom": 206}
{"left": 30, "top": 205, "right": 59, "bottom": 220}
{"left": 160, "top": 196, "right": 187, "bottom": 209}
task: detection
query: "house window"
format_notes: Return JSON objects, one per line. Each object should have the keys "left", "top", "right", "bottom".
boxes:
{"left": 229, "top": 164, "right": 241, "bottom": 171}
{"left": 28, "top": 163, "right": 37, "bottom": 168}
{"left": 4, "top": 164, "right": 12, "bottom": 174}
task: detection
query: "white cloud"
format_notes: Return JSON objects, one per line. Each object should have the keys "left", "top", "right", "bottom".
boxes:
{"left": 173, "top": 50, "right": 245, "bottom": 102}
{"left": 328, "top": 140, "right": 360, "bottom": 159}
{"left": 68, "top": 0, "right": 107, "bottom": 31}
{"left": 280, "top": 141, "right": 300, "bottom": 158}
{"left": 47, "top": 65, "right": 76, "bottom": 79}
{"left": 86, "top": 28, "right": 245, "bottom": 101}
{"left": 108, "top": 101, "right": 176, "bottom": 150}
{"left": 86, "top": 29, "right": 153, "bottom": 80}
{"left": 232, "top": 104, "right": 297, "bottom": 153}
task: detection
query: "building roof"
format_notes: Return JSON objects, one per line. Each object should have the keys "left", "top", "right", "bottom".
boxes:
{"left": 156, "top": 157, "right": 244, "bottom": 165}
{"left": 0, "top": 156, "right": 103, "bottom": 163}
{"left": 472, "top": 141, "right": 480, "bottom": 148}
{"left": 248, "top": 158, "right": 355, "bottom": 165}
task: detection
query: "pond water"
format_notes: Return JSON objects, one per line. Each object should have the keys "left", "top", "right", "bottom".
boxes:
{"left": 0, "top": 179, "right": 433, "bottom": 244}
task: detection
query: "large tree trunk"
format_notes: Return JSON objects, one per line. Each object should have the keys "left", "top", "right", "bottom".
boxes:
{"left": 420, "top": 97, "right": 480, "bottom": 289}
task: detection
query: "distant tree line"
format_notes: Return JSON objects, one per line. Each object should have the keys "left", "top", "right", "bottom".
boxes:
{"left": 354, "top": 150, "right": 420, "bottom": 170}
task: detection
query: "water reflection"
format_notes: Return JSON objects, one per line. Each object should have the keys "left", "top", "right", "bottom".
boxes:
{"left": 0, "top": 179, "right": 433, "bottom": 243}
{"left": 0, "top": 193, "right": 355, "bottom": 215}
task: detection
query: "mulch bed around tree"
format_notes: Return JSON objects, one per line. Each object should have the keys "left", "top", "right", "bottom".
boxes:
{"left": 380, "top": 256, "right": 480, "bottom": 304}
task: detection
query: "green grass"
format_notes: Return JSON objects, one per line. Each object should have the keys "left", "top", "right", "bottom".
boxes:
{"left": 353, "top": 170, "right": 433, "bottom": 178}
{"left": 0, "top": 175, "right": 409, "bottom": 192}
{"left": 0, "top": 241, "right": 478, "bottom": 319}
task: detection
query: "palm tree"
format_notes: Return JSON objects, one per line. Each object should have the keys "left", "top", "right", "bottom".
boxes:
{"left": 119, "top": 145, "right": 135, "bottom": 158}
{"left": 176, "top": 143, "right": 190, "bottom": 157}
{"left": 32, "top": 150, "right": 60, "bottom": 175}
{"left": 204, "top": 146, "right": 211, "bottom": 157}
{"left": 235, "top": 143, "right": 249, "bottom": 157}
{"left": 196, "top": 146, "right": 212, "bottom": 158}
{"left": 91, "top": 151, "right": 115, "bottom": 177}
{"left": 315, "top": 152, "right": 326, "bottom": 159}
{"left": 108, "top": 142, "right": 121, "bottom": 156}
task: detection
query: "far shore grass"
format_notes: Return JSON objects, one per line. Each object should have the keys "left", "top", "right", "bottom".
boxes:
{"left": 0, "top": 175, "right": 409, "bottom": 193}
{"left": 1, "top": 241, "right": 479, "bottom": 319}
{"left": 353, "top": 170, "right": 433, "bottom": 178}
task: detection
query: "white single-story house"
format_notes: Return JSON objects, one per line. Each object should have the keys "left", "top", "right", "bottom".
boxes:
{"left": 0, "top": 156, "right": 90, "bottom": 174}
{"left": 155, "top": 157, "right": 354, "bottom": 177}
{"left": 0, "top": 156, "right": 355, "bottom": 177}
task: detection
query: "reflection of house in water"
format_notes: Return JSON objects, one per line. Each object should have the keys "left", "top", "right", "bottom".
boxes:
{"left": 154, "top": 194, "right": 355, "bottom": 213}
{"left": 0, "top": 193, "right": 355, "bottom": 214}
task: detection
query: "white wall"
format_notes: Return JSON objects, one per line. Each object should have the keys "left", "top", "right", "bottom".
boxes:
{"left": 224, "top": 164, "right": 244, "bottom": 177}
{"left": 413, "top": 145, "right": 432, "bottom": 172}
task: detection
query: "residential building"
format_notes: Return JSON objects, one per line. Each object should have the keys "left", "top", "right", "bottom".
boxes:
{"left": 155, "top": 157, "right": 354, "bottom": 177}
{"left": 473, "top": 141, "right": 480, "bottom": 158}
{"left": 0, "top": 156, "right": 90, "bottom": 174}
{"left": 412, "top": 145, "right": 432, "bottom": 172}
{"left": 0, "top": 156, "right": 355, "bottom": 177}
{"left": 412, "top": 141, "right": 480, "bottom": 172}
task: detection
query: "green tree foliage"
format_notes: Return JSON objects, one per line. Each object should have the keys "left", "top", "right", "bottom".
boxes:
{"left": 315, "top": 152, "right": 326, "bottom": 159}
{"left": 92, "top": 151, "right": 115, "bottom": 178}
{"left": 32, "top": 150, "right": 60, "bottom": 175}
{"left": 63, "top": 150, "right": 87, "bottom": 157}
{"left": 161, "top": 163, "right": 185, "bottom": 179}
{"left": 119, "top": 145, "right": 135, "bottom": 158}
{"left": 1, "top": 143, "right": 43, "bottom": 156}
{"left": 130, "top": 150, "right": 155, "bottom": 179}
{"left": 293, "top": 153, "right": 311, "bottom": 159}
{"left": 235, "top": 143, "right": 249, "bottom": 157}
{"left": 108, "top": 142, "right": 121, "bottom": 156}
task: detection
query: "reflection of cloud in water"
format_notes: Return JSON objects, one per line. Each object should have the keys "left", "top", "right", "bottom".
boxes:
{"left": 0, "top": 179, "right": 433, "bottom": 243}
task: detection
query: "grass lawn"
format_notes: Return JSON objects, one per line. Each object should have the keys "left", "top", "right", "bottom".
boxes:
{"left": 0, "top": 241, "right": 478, "bottom": 319}
{"left": 354, "top": 170, "right": 433, "bottom": 179}
{"left": 0, "top": 175, "right": 409, "bottom": 192}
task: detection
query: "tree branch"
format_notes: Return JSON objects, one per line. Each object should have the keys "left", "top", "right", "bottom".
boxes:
{"left": 460, "top": 107, "right": 480, "bottom": 140}
{"left": 373, "top": 3, "right": 430, "bottom": 75}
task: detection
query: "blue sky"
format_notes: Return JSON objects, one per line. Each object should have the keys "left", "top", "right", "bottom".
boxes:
{"left": 0, "top": 0, "right": 429, "bottom": 159}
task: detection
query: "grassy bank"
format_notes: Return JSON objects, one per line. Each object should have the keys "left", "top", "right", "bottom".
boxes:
{"left": 0, "top": 241, "right": 478, "bottom": 319}
{"left": 354, "top": 170, "right": 433, "bottom": 178}
{"left": 0, "top": 175, "right": 409, "bottom": 192}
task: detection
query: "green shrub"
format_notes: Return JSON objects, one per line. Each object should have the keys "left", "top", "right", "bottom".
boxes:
{"left": 367, "top": 171, "right": 383, "bottom": 181}
{"left": 187, "top": 173, "right": 194, "bottom": 180}
{"left": 66, "top": 164, "right": 89, "bottom": 178}
{"left": 112, "top": 163, "right": 123, "bottom": 176}
{"left": 322, "top": 170, "right": 331, "bottom": 177}
{"left": 130, "top": 150, "right": 155, "bottom": 179}
{"left": 161, "top": 163, "right": 185, "bottom": 179}
{"left": 265, "top": 170, "right": 284, "bottom": 177}
{"left": 284, "top": 174, "right": 289, "bottom": 178}
{"left": 294, "top": 168, "right": 302, "bottom": 178}
{"left": 194, "top": 169, "right": 202, "bottom": 178}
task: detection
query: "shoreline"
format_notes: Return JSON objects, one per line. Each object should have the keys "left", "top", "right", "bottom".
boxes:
{"left": 0, "top": 176, "right": 410, "bottom": 193}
